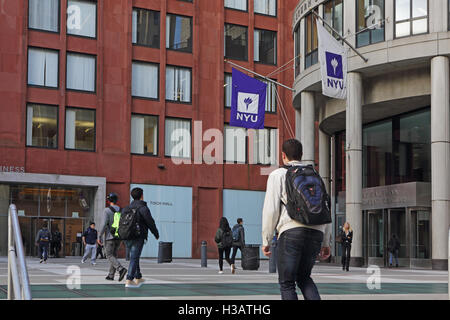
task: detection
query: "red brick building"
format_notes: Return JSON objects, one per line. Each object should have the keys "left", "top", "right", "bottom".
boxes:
{"left": 0, "top": 0, "right": 296, "bottom": 259}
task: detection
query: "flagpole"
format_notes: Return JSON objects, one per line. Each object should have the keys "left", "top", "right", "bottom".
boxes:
{"left": 311, "top": 11, "right": 368, "bottom": 63}
{"left": 224, "top": 59, "right": 296, "bottom": 92}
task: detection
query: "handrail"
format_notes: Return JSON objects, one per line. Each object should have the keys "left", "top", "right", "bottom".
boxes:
{"left": 7, "top": 204, "right": 32, "bottom": 300}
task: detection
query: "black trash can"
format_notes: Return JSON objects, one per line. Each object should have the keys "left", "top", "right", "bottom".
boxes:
{"left": 242, "top": 244, "right": 260, "bottom": 270}
{"left": 158, "top": 241, "right": 173, "bottom": 263}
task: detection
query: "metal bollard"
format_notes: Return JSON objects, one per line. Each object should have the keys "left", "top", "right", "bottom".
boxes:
{"left": 201, "top": 241, "right": 207, "bottom": 267}
{"left": 269, "top": 240, "right": 277, "bottom": 273}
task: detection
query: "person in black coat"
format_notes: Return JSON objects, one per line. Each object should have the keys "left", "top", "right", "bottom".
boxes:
{"left": 340, "top": 222, "right": 353, "bottom": 271}
{"left": 388, "top": 234, "right": 400, "bottom": 267}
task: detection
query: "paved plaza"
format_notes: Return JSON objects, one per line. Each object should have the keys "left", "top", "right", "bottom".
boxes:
{"left": 0, "top": 257, "right": 448, "bottom": 300}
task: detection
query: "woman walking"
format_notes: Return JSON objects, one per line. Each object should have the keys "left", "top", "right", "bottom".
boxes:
{"left": 214, "top": 217, "right": 233, "bottom": 274}
{"left": 340, "top": 222, "right": 353, "bottom": 271}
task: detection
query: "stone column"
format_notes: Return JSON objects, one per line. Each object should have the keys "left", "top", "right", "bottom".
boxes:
{"left": 431, "top": 56, "right": 450, "bottom": 270}
{"left": 319, "top": 129, "right": 331, "bottom": 193}
{"left": 345, "top": 72, "right": 364, "bottom": 267}
{"left": 300, "top": 92, "right": 315, "bottom": 165}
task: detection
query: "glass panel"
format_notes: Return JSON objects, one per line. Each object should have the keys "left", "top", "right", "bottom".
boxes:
{"left": 66, "top": 187, "right": 94, "bottom": 218}
{"left": 224, "top": 73, "right": 232, "bottom": 107}
{"left": 29, "top": 0, "right": 59, "bottom": 32}
{"left": 224, "top": 124, "right": 246, "bottom": 163}
{"left": 395, "top": 21, "right": 410, "bottom": 38}
{"left": 39, "top": 187, "right": 68, "bottom": 217}
{"left": 132, "top": 61, "right": 159, "bottom": 99}
{"left": 254, "top": 29, "right": 276, "bottom": 65}
{"left": 395, "top": 0, "right": 411, "bottom": 21}
{"left": 368, "top": 210, "right": 384, "bottom": 257}
{"left": 294, "top": 26, "right": 300, "bottom": 76}
{"left": 254, "top": 0, "right": 276, "bottom": 16}
{"left": 357, "top": 31, "right": 371, "bottom": 47}
{"left": 224, "top": 24, "right": 248, "bottom": 61}
{"left": 412, "top": 18, "right": 427, "bottom": 34}
{"left": 371, "top": 27, "right": 385, "bottom": 43}
{"left": 165, "top": 118, "right": 191, "bottom": 158}
{"left": 224, "top": 0, "right": 247, "bottom": 11}
{"left": 65, "top": 108, "right": 95, "bottom": 151}
{"left": 132, "top": 8, "right": 160, "bottom": 48}
{"left": 131, "top": 114, "right": 158, "bottom": 155}
{"left": 389, "top": 209, "right": 407, "bottom": 258}
{"left": 412, "top": 0, "right": 427, "bottom": 18}
{"left": 411, "top": 210, "right": 430, "bottom": 259}
{"left": 166, "top": 14, "right": 192, "bottom": 52}
{"left": 27, "top": 104, "right": 58, "bottom": 148}
{"left": 10, "top": 185, "right": 40, "bottom": 217}
{"left": 67, "top": 0, "right": 97, "bottom": 38}
{"left": 66, "top": 53, "right": 96, "bottom": 92}
{"left": 165, "top": 66, "right": 191, "bottom": 102}
{"left": 28, "top": 48, "right": 58, "bottom": 88}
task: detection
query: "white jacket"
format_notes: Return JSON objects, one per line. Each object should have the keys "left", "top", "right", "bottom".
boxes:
{"left": 261, "top": 161, "right": 332, "bottom": 247}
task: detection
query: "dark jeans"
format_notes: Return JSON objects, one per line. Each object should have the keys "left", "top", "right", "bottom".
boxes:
{"left": 277, "top": 227, "right": 323, "bottom": 300}
{"left": 126, "top": 238, "right": 145, "bottom": 281}
{"left": 231, "top": 245, "right": 242, "bottom": 265}
{"left": 218, "top": 247, "right": 232, "bottom": 271}
{"left": 342, "top": 244, "right": 351, "bottom": 269}
{"left": 39, "top": 242, "right": 49, "bottom": 261}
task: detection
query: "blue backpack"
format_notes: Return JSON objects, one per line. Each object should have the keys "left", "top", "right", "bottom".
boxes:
{"left": 232, "top": 225, "right": 240, "bottom": 242}
{"left": 284, "top": 165, "right": 331, "bottom": 225}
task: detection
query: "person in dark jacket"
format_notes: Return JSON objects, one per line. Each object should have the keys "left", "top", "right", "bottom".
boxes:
{"left": 125, "top": 187, "right": 159, "bottom": 288}
{"left": 214, "top": 217, "right": 233, "bottom": 274}
{"left": 340, "top": 222, "right": 353, "bottom": 272}
{"left": 230, "top": 218, "right": 245, "bottom": 274}
{"left": 35, "top": 224, "right": 51, "bottom": 263}
{"left": 51, "top": 228, "right": 62, "bottom": 258}
{"left": 388, "top": 234, "right": 400, "bottom": 267}
{"left": 81, "top": 222, "right": 99, "bottom": 266}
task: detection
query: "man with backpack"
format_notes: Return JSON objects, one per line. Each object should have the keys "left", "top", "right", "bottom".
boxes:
{"left": 121, "top": 187, "right": 159, "bottom": 288}
{"left": 230, "top": 218, "right": 245, "bottom": 274}
{"left": 35, "top": 223, "right": 51, "bottom": 263}
{"left": 98, "top": 192, "right": 127, "bottom": 281}
{"left": 262, "top": 139, "right": 332, "bottom": 300}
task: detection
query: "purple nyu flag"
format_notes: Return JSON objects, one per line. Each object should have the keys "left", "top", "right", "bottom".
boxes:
{"left": 229, "top": 68, "right": 267, "bottom": 129}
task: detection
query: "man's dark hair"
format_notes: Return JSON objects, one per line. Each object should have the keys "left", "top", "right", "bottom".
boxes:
{"left": 90, "top": 222, "right": 95, "bottom": 226}
{"left": 131, "top": 187, "right": 144, "bottom": 201}
{"left": 237, "top": 218, "right": 243, "bottom": 224}
{"left": 282, "top": 139, "right": 303, "bottom": 161}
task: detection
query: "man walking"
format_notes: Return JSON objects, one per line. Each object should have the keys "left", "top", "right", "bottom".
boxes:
{"left": 262, "top": 139, "right": 331, "bottom": 300}
{"left": 81, "top": 222, "right": 98, "bottom": 266}
{"left": 124, "top": 187, "right": 159, "bottom": 288}
{"left": 98, "top": 193, "right": 127, "bottom": 281}
{"left": 35, "top": 223, "right": 51, "bottom": 263}
{"left": 230, "top": 218, "right": 245, "bottom": 274}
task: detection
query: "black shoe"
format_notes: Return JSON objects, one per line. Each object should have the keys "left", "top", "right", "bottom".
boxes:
{"left": 346, "top": 267, "right": 349, "bottom": 271}
{"left": 396, "top": 264, "right": 399, "bottom": 268}
{"left": 105, "top": 276, "right": 114, "bottom": 281}
{"left": 118, "top": 268, "right": 127, "bottom": 282}
{"left": 342, "top": 266, "right": 345, "bottom": 270}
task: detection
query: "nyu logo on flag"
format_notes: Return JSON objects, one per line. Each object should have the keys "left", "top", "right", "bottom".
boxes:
{"left": 325, "top": 52, "right": 343, "bottom": 79}
{"left": 230, "top": 68, "right": 267, "bottom": 129}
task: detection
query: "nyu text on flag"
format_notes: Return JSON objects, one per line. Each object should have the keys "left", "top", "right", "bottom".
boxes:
{"left": 229, "top": 68, "right": 267, "bottom": 129}
{"left": 316, "top": 19, "right": 347, "bottom": 99}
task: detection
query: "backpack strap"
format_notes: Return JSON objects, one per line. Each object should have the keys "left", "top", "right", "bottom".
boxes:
{"left": 109, "top": 206, "right": 117, "bottom": 214}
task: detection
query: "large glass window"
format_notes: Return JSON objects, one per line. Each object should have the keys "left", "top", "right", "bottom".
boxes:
{"left": 254, "top": 0, "right": 276, "bottom": 16}
{"left": 165, "top": 66, "right": 191, "bottom": 103}
{"left": 132, "top": 8, "right": 160, "bottom": 48}
{"left": 28, "top": 0, "right": 59, "bottom": 32}
{"left": 67, "top": 0, "right": 97, "bottom": 38}
{"left": 395, "top": 0, "right": 428, "bottom": 38}
{"left": 65, "top": 108, "right": 95, "bottom": 151}
{"left": 258, "top": 78, "right": 277, "bottom": 113}
{"left": 224, "top": 124, "right": 247, "bottom": 163}
{"left": 357, "top": 0, "right": 385, "bottom": 47}
{"left": 224, "top": 0, "right": 247, "bottom": 11}
{"left": 26, "top": 104, "right": 58, "bottom": 148}
{"left": 66, "top": 52, "right": 96, "bottom": 92}
{"left": 323, "top": 0, "right": 343, "bottom": 37}
{"left": 294, "top": 25, "right": 301, "bottom": 76}
{"left": 254, "top": 29, "right": 277, "bottom": 65}
{"left": 28, "top": 48, "right": 59, "bottom": 88}
{"left": 166, "top": 14, "right": 192, "bottom": 53}
{"left": 131, "top": 114, "right": 158, "bottom": 155}
{"left": 224, "top": 73, "right": 232, "bottom": 108}
{"left": 165, "top": 118, "right": 191, "bottom": 158}
{"left": 132, "top": 61, "right": 159, "bottom": 99}
{"left": 249, "top": 128, "right": 277, "bottom": 165}
{"left": 224, "top": 24, "right": 248, "bottom": 61}
{"left": 305, "top": 9, "right": 318, "bottom": 69}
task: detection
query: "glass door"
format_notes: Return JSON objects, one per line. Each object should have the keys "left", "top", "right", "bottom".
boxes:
{"left": 367, "top": 210, "right": 385, "bottom": 260}
{"left": 388, "top": 208, "right": 407, "bottom": 261}
{"left": 410, "top": 209, "right": 430, "bottom": 259}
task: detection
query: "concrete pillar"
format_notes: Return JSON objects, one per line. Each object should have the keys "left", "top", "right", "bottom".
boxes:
{"left": 345, "top": 72, "right": 364, "bottom": 267}
{"left": 431, "top": 56, "right": 450, "bottom": 270}
{"left": 319, "top": 129, "right": 331, "bottom": 193}
{"left": 300, "top": 92, "right": 315, "bottom": 165}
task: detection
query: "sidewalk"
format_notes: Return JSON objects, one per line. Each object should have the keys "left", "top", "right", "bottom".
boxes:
{"left": 0, "top": 257, "right": 448, "bottom": 300}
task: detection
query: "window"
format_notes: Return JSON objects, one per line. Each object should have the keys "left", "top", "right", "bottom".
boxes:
{"left": 28, "top": 0, "right": 59, "bottom": 32}
{"left": 131, "top": 114, "right": 158, "bottom": 155}
{"left": 67, "top": 0, "right": 97, "bottom": 38}
{"left": 132, "top": 8, "right": 160, "bottom": 48}
{"left": 132, "top": 61, "right": 159, "bottom": 99}
{"left": 249, "top": 128, "right": 277, "bottom": 165}
{"left": 258, "top": 78, "right": 277, "bottom": 113}
{"left": 66, "top": 52, "right": 96, "bottom": 92}
{"left": 166, "top": 66, "right": 191, "bottom": 103}
{"left": 305, "top": 9, "right": 318, "bottom": 69}
{"left": 254, "top": 29, "right": 277, "bottom": 65}
{"left": 254, "top": 0, "right": 276, "bottom": 16}
{"left": 294, "top": 25, "right": 301, "bottom": 76}
{"left": 356, "top": 0, "right": 385, "bottom": 47}
{"left": 395, "top": 0, "right": 428, "bottom": 38}
{"left": 224, "top": 124, "right": 246, "bottom": 163}
{"left": 323, "top": 0, "right": 343, "bottom": 37}
{"left": 224, "top": 0, "right": 247, "bottom": 11}
{"left": 166, "top": 14, "right": 192, "bottom": 53}
{"left": 224, "top": 24, "right": 248, "bottom": 61}
{"left": 26, "top": 104, "right": 58, "bottom": 148}
{"left": 28, "top": 48, "right": 59, "bottom": 88}
{"left": 165, "top": 118, "right": 191, "bottom": 158}
{"left": 65, "top": 108, "right": 95, "bottom": 151}
{"left": 224, "top": 73, "right": 232, "bottom": 108}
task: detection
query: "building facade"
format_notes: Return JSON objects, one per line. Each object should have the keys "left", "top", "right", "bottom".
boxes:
{"left": 0, "top": 0, "right": 297, "bottom": 258}
{"left": 293, "top": 0, "right": 449, "bottom": 269}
